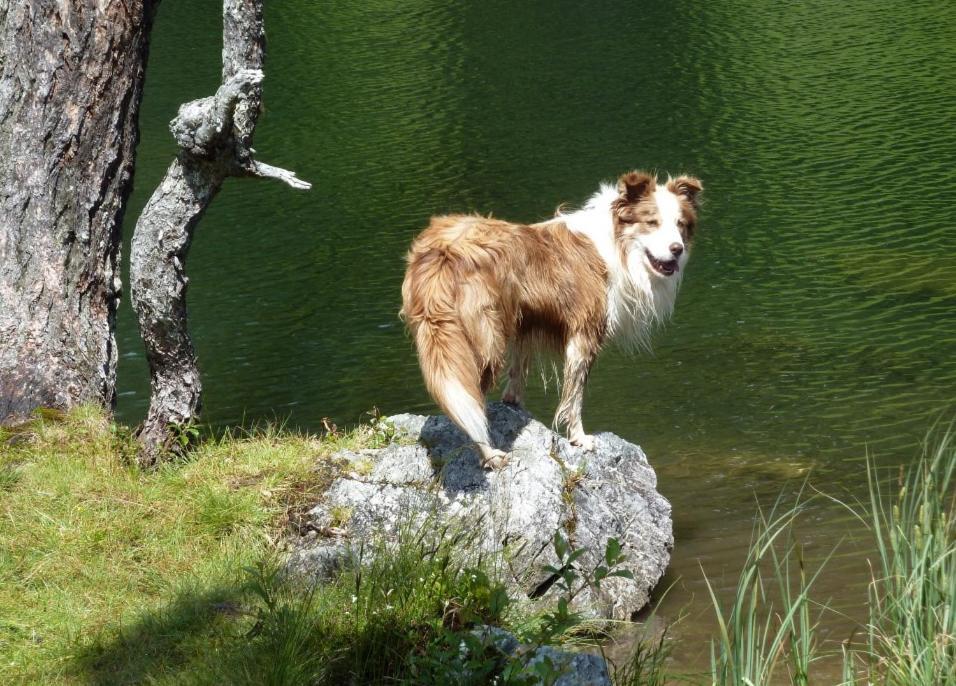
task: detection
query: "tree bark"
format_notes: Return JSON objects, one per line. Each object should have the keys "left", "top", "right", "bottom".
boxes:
{"left": 130, "top": 0, "right": 309, "bottom": 464}
{"left": 0, "top": 0, "right": 156, "bottom": 423}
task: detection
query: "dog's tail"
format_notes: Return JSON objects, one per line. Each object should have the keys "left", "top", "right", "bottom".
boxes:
{"left": 414, "top": 319, "right": 491, "bottom": 446}
{"left": 401, "top": 223, "right": 502, "bottom": 447}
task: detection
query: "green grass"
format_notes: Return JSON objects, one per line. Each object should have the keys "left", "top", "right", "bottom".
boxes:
{"left": 700, "top": 433, "right": 956, "bottom": 686}
{"left": 226, "top": 524, "right": 510, "bottom": 685}
{"left": 703, "top": 487, "right": 834, "bottom": 686}
{"left": 844, "top": 432, "right": 956, "bottom": 685}
{"left": 0, "top": 407, "right": 371, "bottom": 684}
{"left": 2, "top": 406, "right": 951, "bottom": 685}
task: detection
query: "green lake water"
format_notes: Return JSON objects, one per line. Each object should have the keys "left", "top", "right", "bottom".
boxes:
{"left": 117, "top": 1, "right": 956, "bottom": 678}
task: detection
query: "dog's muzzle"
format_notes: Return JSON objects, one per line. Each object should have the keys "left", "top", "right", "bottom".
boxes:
{"left": 645, "top": 249, "right": 679, "bottom": 276}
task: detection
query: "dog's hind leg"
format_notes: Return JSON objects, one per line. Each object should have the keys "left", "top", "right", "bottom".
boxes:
{"left": 440, "top": 378, "right": 508, "bottom": 469}
{"left": 478, "top": 444, "right": 509, "bottom": 470}
{"left": 555, "top": 333, "right": 600, "bottom": 451}
{"left": 501, "top": 337, "right": 531, "bottom": 407}
{"left": 452, "top": 279, "right": 509, "bottom": 468}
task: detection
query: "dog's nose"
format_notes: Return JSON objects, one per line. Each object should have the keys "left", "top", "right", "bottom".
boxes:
{"left": 669, "top": 242, "right": 684, "bottom": 257}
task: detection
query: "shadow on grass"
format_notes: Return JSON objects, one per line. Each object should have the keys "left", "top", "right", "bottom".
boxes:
{"left": 70, "top": 581, "right": 254, "bottom": 686}
{"left": 67, "top": 559, "right": 435, "bottom": 686}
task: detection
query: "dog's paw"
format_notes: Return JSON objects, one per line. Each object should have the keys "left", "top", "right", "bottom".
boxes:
{"left": 570, "top": 434, "right": 596, "bottom": 452}
{"left": 479, "top": 448, "right": 510, "bottom": 470}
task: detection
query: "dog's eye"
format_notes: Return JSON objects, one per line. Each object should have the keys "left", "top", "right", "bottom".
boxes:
{"left": 677, "top": 220, "right": 686, "bottom": 229}
{"left": 647, "top": 220, "right": 659, "bottom": 228}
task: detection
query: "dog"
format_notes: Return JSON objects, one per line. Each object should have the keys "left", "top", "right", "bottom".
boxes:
{"left": 401, "top": 171, "right": 702, "bottom": 468}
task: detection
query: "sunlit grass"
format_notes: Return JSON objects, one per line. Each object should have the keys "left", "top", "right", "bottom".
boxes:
{"left": 701, "top": 433, "right": 956, "bottom": 686}
{"left": 0, "top": 406, "right": 359, "bottom": 684}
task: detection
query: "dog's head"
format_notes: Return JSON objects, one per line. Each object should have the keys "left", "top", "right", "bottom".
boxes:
{"left": 611, "top": 171, "right": 702, "bottom": 279}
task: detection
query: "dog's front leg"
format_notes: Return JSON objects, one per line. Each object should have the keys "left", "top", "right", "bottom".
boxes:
{"left": 555, "top": 334, "right": 598, "bottom": 451}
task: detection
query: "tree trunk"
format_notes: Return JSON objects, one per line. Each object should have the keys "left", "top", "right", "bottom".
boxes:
{"left": 0, "top": 1, "right": 157, "bottom": 423}
{"left": 130, "top": 0, "right": 309, "bottom": 464}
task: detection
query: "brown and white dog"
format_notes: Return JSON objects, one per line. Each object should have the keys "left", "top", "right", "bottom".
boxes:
{"left": 401, "top": 171, "right": 702, "bottom": 468}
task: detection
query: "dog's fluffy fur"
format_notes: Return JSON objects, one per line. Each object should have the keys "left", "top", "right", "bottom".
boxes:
{"left": 401, "top": 171, "right": 702, "bottom": 468}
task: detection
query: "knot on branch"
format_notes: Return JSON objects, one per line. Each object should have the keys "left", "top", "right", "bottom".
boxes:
{"left": 169, "top": 68, "right": 264, "bottom": 158}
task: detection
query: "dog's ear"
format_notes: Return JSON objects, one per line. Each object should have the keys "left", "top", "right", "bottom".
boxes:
{"left": 617, "top": 171, "right": 656, "bottom": 203}
{"left": 667, "top": 176, "right": 703, "bottom": 208}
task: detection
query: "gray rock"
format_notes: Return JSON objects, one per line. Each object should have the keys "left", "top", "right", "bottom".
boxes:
{"left": 284, "top": 543, "right": 350, "bottom": 582}
{"left": 527, "top": 646, "right": 612, "bottom": 686}
{"left": 287, "top": 402, "right": 672, "bottom": 620}
{"left": 367, "top": 444, "right": 434, "bottom": 484}
{"left": 470, "top": 625, "right": 612, "bottom": 686}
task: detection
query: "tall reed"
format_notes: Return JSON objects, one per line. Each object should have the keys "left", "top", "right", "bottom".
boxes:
{"left": 704, "top": 488, "right": 833, "bottom": 686}
{"left": 844, "top": 432, "right": 956, "bottom": 685}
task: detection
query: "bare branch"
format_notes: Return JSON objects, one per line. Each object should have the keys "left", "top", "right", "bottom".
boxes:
{"left": 131, "top": 0, "right": 310, "bottom": 464}
{"left": 246, "top": 160, "right": 313, "bottom": 190}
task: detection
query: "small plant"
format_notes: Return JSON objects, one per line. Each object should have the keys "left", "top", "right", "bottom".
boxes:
{"left": 557, "top": 460, "right": 586, "bottom": 539}
{"left": 320, "top": 417, "right": 340, "bottom": 438}
{"left": 0, "top": 464, "right": 20, "bottom": 491}
{"left": 351, "top": 457, "right": 375, "bottom": 477}
{"left": 327, "top": 505, "right": 353, "bottom": 529}
{"left": 529, "top": 532, "right": 633, "bottom": 643}
{"left": 168, "top": 419, "right": 202, "bottom": 450}
{"left": 365, "top": 407, "right": 397, "bottom": 448}
{"left": 32, "top": 407, "right": 67, "bottom": 423}
{"left": 611, "top": 628, "right": 671, "bottom": 686}
{"left": 561, "top": 465, "right": 586, "bottom": 504}
{"left": 407, "top": 531, "right": 633, "bottom": 685}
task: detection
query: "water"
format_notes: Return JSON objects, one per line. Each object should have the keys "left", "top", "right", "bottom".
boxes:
{"left": 117, "top": 1, "right": 956, "bottom": 677}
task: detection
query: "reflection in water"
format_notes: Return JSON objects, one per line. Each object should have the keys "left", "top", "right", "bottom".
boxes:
{"left": 118, "top": 0, "right": 956, "bottom": 677}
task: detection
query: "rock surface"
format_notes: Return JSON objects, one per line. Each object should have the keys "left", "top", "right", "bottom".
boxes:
{"left": 471, "top": 625, "right": 612, "bottom": 686}
{"left": 287, "top": 403, "right": 673, "bottom": 620}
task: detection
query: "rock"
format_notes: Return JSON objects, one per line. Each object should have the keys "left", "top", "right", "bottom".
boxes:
{"left": 470, "top": 625, "right": 612, "bottom": 686}
{"left": 287, "top": 402, "right": 673, "bottom": 620}
{"left": 526, "top": 646, "right": 612, "bottom": 686}
{"left": 284, "top": 542, "right": 349, "bottom": 582}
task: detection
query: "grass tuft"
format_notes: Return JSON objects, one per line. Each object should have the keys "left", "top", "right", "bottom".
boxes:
{"left": 701, "top": 431, "right": 956, "bottom": 686}
{"left": 842, "top": 431, "right": 956, "bottom": 685}
{"left": 703, "top": 486, "right": 834, "bottom": 686}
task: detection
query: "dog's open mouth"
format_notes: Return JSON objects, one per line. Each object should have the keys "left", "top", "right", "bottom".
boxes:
{"left": 645, "top": 249, "right": 679, "bottom": 276}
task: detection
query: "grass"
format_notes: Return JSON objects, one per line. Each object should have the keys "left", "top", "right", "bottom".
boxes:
{"left": 202, "top": 524, "right": 501, "bottom": 685}
{"left": 703, "top": 488, "right": 830, "bottom": 686}
{"left": 844, "top": 432, "right": 956, "bottom": 685}
{"left": 2, "top": 406, "right": 952, "bottom": 685}
{"left": 700, "top": 432, "right": 956, "bottom": 686}
{"left": 0, "top": 406, "right": 376, "bottom": 684}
